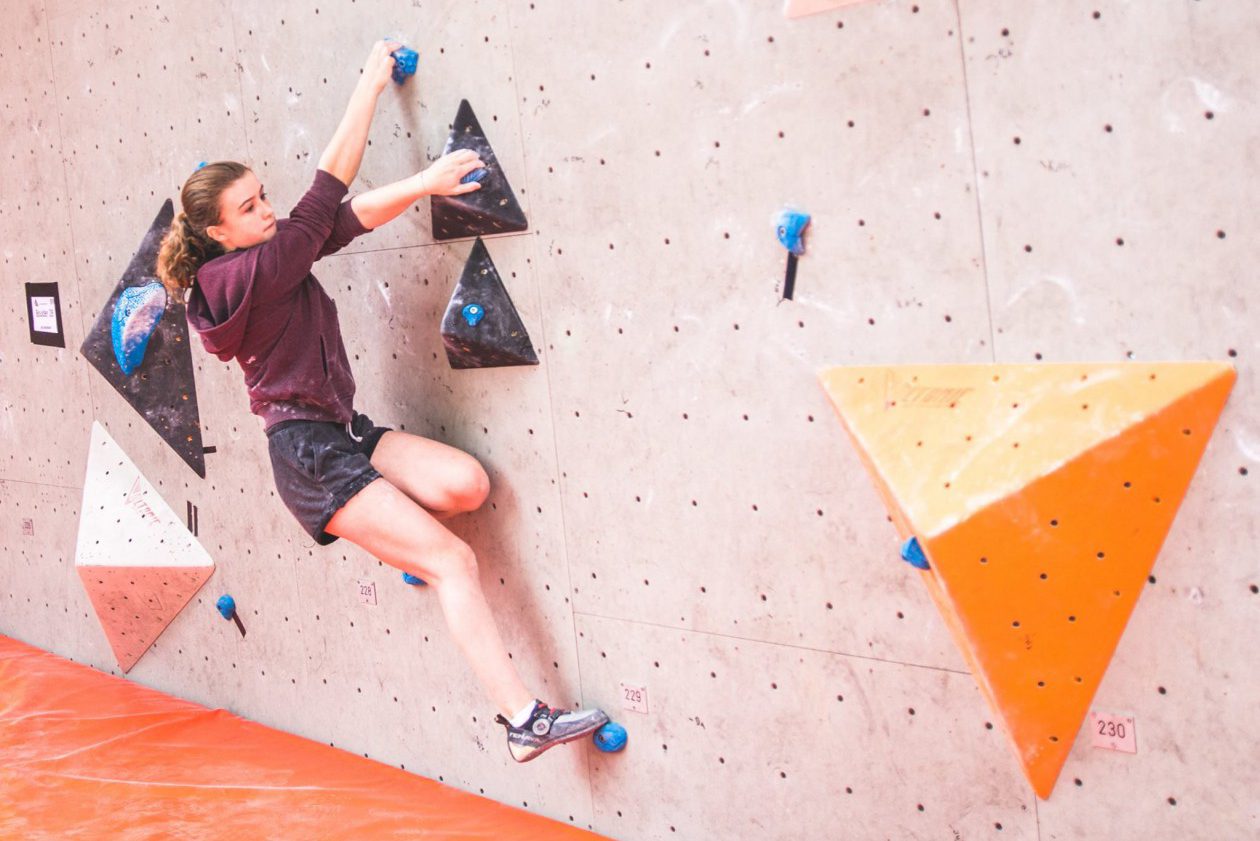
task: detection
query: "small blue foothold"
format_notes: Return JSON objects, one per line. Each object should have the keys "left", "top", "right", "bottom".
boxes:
{"left": 593, "top": 721, "right": 627, "bottom": 752}
{"left": 773, "top": 207, "right": 811, "bottom": 256}
{"left": 461, "top": 303, "right": 485, "bottom": 327}
{"left": 215, "top": 595, "right": 237, "bottom": 620}
{"left": 460, "top": 168, "right": 488, "bottom": 185}
{"left": 402, "top": 572, "right": 428, "bottom": 586}
{"left": 390, "top": 47, "right": 419, "bottom": 83}
{"left": 901, "top": 537, "right": 930, "bottom": 570}
{"left": 195, "top": 161, "right": 208, "bottom": 171}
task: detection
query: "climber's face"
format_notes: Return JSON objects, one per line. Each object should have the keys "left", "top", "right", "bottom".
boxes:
{"left": 206, "top": 171, "right": 276, "bottom": 251}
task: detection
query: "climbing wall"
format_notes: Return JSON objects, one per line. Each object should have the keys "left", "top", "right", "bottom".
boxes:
{"left": 1, "top": 2, "right": 1257, "bottom": 840}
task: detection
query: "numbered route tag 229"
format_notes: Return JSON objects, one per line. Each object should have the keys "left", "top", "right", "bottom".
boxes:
{"left": 1090, "top": 711, "right": 1137, "bottom": 754}
{"left": 620, "top": 682, "right": 649, "bottom": 714}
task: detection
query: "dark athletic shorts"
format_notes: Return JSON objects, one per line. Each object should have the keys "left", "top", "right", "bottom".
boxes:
{"left": 265, "top": 410, "right": 392, "bottom": 546}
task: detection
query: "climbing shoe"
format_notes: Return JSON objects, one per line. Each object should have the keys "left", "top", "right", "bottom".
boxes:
{"left": 495, "top": 700, "right": 609, "bottom": 763}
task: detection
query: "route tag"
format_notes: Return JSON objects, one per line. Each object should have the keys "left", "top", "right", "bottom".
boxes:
{"left": 1090, "top": 711, "right": 1137, "bottom": 753}
{"left": 358, "top": 579, "right": 378, "bottom": 606}
{"left": 620, "top": 682, "right": 649, "bottom": 714}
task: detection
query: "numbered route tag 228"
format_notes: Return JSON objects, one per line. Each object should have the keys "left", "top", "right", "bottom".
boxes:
{"left": 1090, "top": 711, "right": 1137, "bottom": 754}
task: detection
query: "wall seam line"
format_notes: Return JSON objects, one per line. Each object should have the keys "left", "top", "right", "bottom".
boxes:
{"left": 226, "top": 0, "right": 252, "bottom": 165}
{"left": 316, "top": 229, "right": 535, "bottom": 260}
{"left": 572, "top": 609, "right": 972, "bottom": 677}
{"left": 954, "top": 0, "right": 999, "bottom": 364}
{"left": 0, "top": 478, "right": 88, "bottom": 492}
{"left": 41, "top": 1, "right": 92, "bottom": 395}
{"left": 501, "top": 0, "right": 600, "bottom": 830}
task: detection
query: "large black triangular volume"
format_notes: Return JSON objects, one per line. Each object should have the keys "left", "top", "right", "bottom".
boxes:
{"left": 430, "top": 99, "right": 528, "bottom": 240}
{"left": 441, "top": 238, "right": 539, "bottom": 369}
{"left": 79, "top": 200, "right": 208, "bottom": 478}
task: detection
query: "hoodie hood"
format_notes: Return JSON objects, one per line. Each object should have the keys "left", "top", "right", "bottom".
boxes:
{"left": 185, "top": 249, "right": 257, "bottom": 362}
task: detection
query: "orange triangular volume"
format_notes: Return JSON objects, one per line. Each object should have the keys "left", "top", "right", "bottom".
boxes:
{"left": 784, "top": 0, "right": 872, "bottom": 20}
{"left": 75, "top": 422, "right": 216, "bottom": 673}
{"left": 818, "top": 363, "right": 1236, "bottom": 798}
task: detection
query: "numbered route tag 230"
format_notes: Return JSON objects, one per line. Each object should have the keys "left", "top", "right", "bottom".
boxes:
{"left": 1090, "top": 710, "right": 1137, "bottom": 754}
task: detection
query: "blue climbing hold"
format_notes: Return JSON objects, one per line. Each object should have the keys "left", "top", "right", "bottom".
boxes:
{"left": 900, "top": 537, "right": 930, "bottom": 570}
{"left": 460, "top": 167, "right": 489, "bottom": 185}
{"left": 111, "top": 280, "right": 167, "bottom": 376}
{"left": 195, "top": 161, "right": 208, "bottom": 171}
{"left": 773, "top": 207, "right": 811, "bottom": 257}
{"left": 593, "top": 721, "right": 628, "bottom": 753}
{"left": 391, "top": 47, "right": 418, "bottom": 83}
{"left": 461, "top": 303, "right": 485, "bottom": 327}
{"left": 402, "top": 572, "right": 428, "bottom": 587}
{"left": 215, "top": 595, "right": 236, "bottom": 620}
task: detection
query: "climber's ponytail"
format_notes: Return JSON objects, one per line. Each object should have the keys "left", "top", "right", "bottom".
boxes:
{"left": 156, "top": 161, "right": 250, "bottom": 305}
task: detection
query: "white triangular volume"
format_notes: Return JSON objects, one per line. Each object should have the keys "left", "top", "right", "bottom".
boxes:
{"left": 75, "top": 421, "right": 212, "bottom": 569}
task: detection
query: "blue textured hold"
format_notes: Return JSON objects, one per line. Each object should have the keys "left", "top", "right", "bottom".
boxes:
{"left": 111, "top": 281, "right": 167, "bottom": 376}
{"left": 402, "top": 572, "right": 428, "bottom": 586}
{"left": 900, "top": 537, "right": 930, "bottom": 570}
{"left": 593, "top": 721, "right": 628, "bottom": 753}
{"left": 773, "top": 207, "right": 811, "bottom": 256}
{"left": 195, "top": 161, "right": 208, "bottom": 171}
{"left": 461, "top": 303, "right": 485, "bottom": 327}
{"left": 391, "top": 47, "right": 418, "bottom": 83}
{"left": 216, "top": 595, "right": 236, "bottom": 620}
{"left": 460, "top": 167, "right": 488, "bottom": 185}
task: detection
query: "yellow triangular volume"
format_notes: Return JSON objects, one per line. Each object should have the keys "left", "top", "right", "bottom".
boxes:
{"left": 819, "top": 362, "right": 1235, "bottom": 799}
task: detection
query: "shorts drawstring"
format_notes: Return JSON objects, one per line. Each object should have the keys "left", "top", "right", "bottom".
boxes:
{"left": 346, "top": 419, "right": 363, "bottom": 443}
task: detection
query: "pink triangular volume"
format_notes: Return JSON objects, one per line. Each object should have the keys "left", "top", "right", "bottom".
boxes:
{"left": 785, "top": 0, "right": 873, "bottom": 20}
{"left": 75, "top": 422, "right": 216, "bottom": 672}
{"left": 77, "top": 565, "right": 214, "bottom": 672}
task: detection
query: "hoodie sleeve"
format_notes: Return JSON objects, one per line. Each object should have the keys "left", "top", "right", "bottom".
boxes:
{"left": 316, "top": 199, "right": 374, "bottom": 259}
{"left": 249, "top": 168, "right": 350, "bottom": 306}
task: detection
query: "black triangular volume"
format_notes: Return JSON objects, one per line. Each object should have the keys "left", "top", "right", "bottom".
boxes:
{"left": 78, "top": 200, "right": 208, "bottom": 477}
{"left": 440, "top": 238, "right": 539, "bottom": 369}
{"left": 430, "top": 100, "right": 528, "bottom": 241}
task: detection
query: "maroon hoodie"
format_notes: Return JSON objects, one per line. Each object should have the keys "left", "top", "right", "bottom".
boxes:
{"left": 185, "top": 169, "right": 373, "bottom": 432}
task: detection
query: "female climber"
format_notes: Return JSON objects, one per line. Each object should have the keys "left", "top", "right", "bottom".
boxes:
{"left": 154, "top": 39, "right": 607, "bottom": 762}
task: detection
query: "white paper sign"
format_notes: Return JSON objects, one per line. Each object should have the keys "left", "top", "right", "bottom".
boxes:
{"left": 31, "top": 296, "right": 58, "bottom": 333}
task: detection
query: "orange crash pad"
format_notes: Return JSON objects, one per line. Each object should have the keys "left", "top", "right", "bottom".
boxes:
{"left": 0, "top": 633, "right": 608, "bottom": 839}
